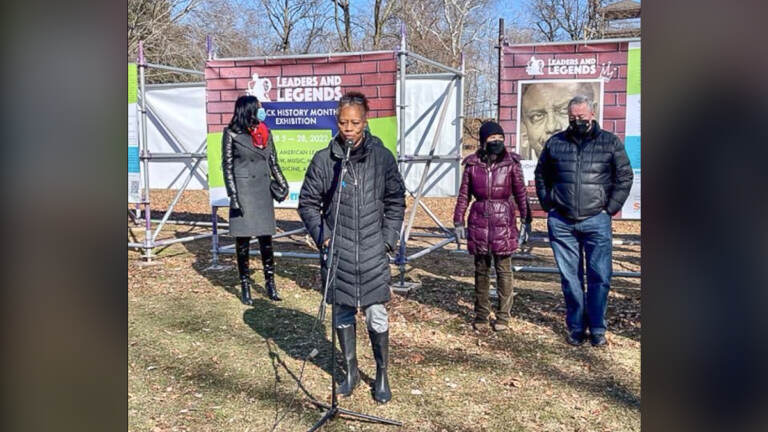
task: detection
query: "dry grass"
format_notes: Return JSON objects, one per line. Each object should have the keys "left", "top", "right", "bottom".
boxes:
{"left": 129, "top": 191, "right": 640, "bottom": 431}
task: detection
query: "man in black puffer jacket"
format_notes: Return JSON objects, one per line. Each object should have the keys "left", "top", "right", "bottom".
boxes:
{"left": 298, "top": 92, "right": 405, "bottom": 404}
{"left": 534, "top": 95, "right": 633, "bottom": 347}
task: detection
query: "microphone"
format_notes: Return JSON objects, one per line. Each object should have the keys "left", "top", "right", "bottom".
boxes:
{"left": 344, "top": 139, "right": 353, "bottom": 161}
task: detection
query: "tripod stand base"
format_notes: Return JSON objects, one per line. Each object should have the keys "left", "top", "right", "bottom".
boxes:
{"left": 308, "top": 400, "right": 402, "bottom": 431}
{"left": 390, "top": 281, "right": 421, "bottom": 295}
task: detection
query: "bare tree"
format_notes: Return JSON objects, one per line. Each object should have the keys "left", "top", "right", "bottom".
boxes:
{"left": 403, "top": 0, "right": 491, "bottom": 68}
{"left": 128, "top": 0, "right": 203, "bottom": 60}
{"left": 526, "top": 0, "right": 606, "bottom": 41}
{"left": 331, "top": 0, "right": 353, "bottom": 51}
{"left": 260, "top": 0, "right": 327, "bottom": 53}
{"left": 372, "top": 0, "right": 400, "bottom": 49}
{"left": 528, "top": 0, "right": 560, "bottom": 41}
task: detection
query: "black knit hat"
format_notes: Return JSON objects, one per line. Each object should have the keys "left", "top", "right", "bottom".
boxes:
{"left": 479, "top": 121, "right": 504, "bottom": 144}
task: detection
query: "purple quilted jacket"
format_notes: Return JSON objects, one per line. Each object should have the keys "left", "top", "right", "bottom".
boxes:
{"left": 453, "top": 149, "right": 530, "bottom": 255}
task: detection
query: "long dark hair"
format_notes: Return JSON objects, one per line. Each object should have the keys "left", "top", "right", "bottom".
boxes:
{"left": 228, "top": 95, "right": 260, "bottom": 133}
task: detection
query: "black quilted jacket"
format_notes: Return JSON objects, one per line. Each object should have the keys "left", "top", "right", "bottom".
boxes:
{"left": 534, "top": 121, "right": 634, "bottom": 221}
{"left": 298, "top": 132, "right": 406, "bottom": 307}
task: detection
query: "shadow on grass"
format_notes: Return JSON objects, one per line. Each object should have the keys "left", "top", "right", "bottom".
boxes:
{"left": 243, "top": 299, "right": 335, "bottom": 377}
{"left": 412, "top": 341, "right": 641, "bottom": 412}
{"left": 400, "top": 247, "right": 641, "bottom": 342}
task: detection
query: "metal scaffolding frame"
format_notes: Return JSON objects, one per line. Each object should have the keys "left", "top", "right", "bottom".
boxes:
{"left": 128, "top": 35, "right": 641, "bottom": 282}
{"left": 127, "top": 41, "right": 213, "bottom": 261}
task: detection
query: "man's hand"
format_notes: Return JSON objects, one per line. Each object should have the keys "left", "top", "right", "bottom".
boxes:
{"left": 519, "top": 222, "right": 531, "bottom": 245}
{"left": 323, "top": 238, "right": 330, "bottom": 248}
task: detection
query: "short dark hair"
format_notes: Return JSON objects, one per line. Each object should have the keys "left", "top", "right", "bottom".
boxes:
{"left": 228, "top": 95, "right": 260, "bottom": 133}
{"left": 337, "top": 91, "right": 369, "bottom": 116}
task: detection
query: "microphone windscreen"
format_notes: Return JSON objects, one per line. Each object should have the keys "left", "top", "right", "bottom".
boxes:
{"left": 345, "top": 139, "right": 354, "bottom": 148}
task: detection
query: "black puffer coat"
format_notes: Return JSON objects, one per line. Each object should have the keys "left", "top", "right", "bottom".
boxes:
{"left": 298, "top": 131, "right": 406, "bottom": 307}
{"left": 534, "top": 121, "right": 633, "bottom": 221}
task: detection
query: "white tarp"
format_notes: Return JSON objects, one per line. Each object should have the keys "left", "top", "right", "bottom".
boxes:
{"left": 397, "top": 74, "right": 462, "bottom": 197}
{"left": 139, "top": 84, "right": 208, "bottom": 190}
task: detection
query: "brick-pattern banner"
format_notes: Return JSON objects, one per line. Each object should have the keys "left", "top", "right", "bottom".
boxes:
{"left": 204, "top": 51, "right": 398, "bottom": 208}
{"left": 499, "top": 40, "right": 640, "bottom": 219}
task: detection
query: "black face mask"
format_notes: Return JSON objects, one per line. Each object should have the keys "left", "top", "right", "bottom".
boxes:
{"left": 569, "top": 119, "right": 591, "bottom": 136}
{"left": 485, "top": 140, "right": 505, "bottom": 155}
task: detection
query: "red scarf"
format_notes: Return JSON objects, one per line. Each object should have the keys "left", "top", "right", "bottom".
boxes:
{"left": 248, "top": 122, "right": 269, "bottom": 149}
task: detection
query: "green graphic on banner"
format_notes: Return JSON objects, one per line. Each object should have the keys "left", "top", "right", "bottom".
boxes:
{"left": 207, "top": 132, "right": 224, "bottom": 188}
{"left": 627, "top": 48, "right": 641, "bottom": 95}
{"left": 128, "top": 63, "right": 138, "bottom": 104}
{"left": 368, "top": 116, "right": 397, "bottom": 156}
{"left": 272, "top": 129, "right": 333, "bottom": 182}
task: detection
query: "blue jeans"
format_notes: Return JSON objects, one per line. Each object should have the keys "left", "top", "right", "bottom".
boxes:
{"left": 547, "top": 210, "right": 613, "bottom": 336}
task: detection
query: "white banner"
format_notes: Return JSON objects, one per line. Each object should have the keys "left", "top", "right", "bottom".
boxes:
{"left": 397, "top": 74, "right": 462, "bottom": 197}
{"left": 141, "top": 84, "right": 208, "bottom": 190}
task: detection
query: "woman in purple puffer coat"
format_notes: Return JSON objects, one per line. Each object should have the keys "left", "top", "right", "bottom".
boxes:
{"left": 453, "top": 121, "right": 532, "bottom": 332}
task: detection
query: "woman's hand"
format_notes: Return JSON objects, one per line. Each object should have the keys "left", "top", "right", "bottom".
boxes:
{"left": 454, "top": 224, "right": 466, "bottom": 240}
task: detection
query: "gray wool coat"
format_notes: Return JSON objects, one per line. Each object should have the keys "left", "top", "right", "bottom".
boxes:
{"left": 221, "top": 127, "right": 287, "bottom": 237}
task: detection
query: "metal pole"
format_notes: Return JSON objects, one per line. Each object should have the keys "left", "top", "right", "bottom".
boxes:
{"left": 398, "top": 24, "right": 407, "bottom": 175}
{"left": 405, "top": 52, "right": 464, "bottom": 76}
{"left": 140, "top": 152, "right": 207, "bottom": 160}
{"left": 211, "top": 206, "right": 220, "bottom": 262}
{"left": 406, "top": 237, "right": 455, "bottom": 261}
{"left": 457, "top": 52, "right": 465, "bottom": 194}
{"left": 512, "top": 266, "right": 641, "bottom": 279}
{"left": 138, "top": 41, "right": 153, "bottom": 261}
{"left": 496, "top": 18, "right": 504, "bottom": 122}
{"left": 395, "top": 23, "right": 409, "bottom": 288}
{"left": 204, "top": 206, "right": 229, "bottom": 271}
{"left": 153, "top": 231, "right": 226, "bottom": 247}
{"left": 407, "top": 190, "right": 450, "bottom": 233}
{"left": 151, "top": 159, "right": 202, "bottom": 242}
{"left": 145, "top": 62, "right": 205, "bottom": 76}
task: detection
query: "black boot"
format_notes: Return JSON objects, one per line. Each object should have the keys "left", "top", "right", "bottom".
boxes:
{"left": 369, "top": 330, "right": 391, "bottom": 404}
{"left": 259, "top": 235, "right": 281, "bottom": 301}
{"left": 235, "top": 237, "right": 253, "bottom": 306}
{"left": 336, "top": 324, "right": 360, "bottom": 397}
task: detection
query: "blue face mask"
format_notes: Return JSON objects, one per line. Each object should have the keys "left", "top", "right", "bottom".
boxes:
{"left": 257, "top": 107, "right": 267, "bottom": 122}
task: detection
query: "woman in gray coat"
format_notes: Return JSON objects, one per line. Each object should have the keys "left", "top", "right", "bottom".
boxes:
{"left": 222, "top": 95, "right": 289, "bottom": 304}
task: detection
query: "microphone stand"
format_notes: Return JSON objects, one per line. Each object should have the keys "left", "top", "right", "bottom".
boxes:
{"left": 308, "top": 139, "right": 402, "bottom": 431}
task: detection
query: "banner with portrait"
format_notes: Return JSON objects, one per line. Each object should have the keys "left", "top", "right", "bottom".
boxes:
{"left": 500, "top": 39, "right": 640, "bottom": 219}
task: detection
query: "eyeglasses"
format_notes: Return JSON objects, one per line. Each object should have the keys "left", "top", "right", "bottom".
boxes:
{"left": 339, "top": 95, "right": 365, "bottom": 104}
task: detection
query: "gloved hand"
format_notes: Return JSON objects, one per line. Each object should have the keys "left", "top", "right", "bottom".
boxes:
{"left": 229, "top": 194, "right": 241, "bottom": 210}
{"left": 454, "top": 224, "right": 466, "bottom": 240}
{"left": 519, "top": 222, "right": 531, "bottom": 245}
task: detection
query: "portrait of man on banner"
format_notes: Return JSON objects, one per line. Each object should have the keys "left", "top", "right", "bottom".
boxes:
{"left": 517, "top": 80, "right": 603, "bottom": 160}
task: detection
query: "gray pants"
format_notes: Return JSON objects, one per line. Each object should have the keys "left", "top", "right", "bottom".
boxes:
{"left": 335, "top": 303, "right": 388, "bottom": 333}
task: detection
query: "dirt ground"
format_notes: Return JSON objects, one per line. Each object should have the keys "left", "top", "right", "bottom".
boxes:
{"left": 129, "top": 190, "right": 640, "bottom": 431}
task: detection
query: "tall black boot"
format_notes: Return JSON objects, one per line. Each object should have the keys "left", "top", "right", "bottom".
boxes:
{"left": 258, "top": 235, "right": 281, "bottom": 301}
{"left": 369, "top": 330, "right": 391, "bottom": 404}
{"left": 336, "top": 324, "right": 360, "bottom": 397}
{"left": 235, "top": 237, "right": 253, "bottom": 306}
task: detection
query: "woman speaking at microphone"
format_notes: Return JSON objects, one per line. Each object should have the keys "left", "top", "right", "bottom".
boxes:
{"left": 298, "top": 91, "right": 405, "bottom": 404}
{"left": 222, "top": 95, "right": 289, "bottom": 305}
